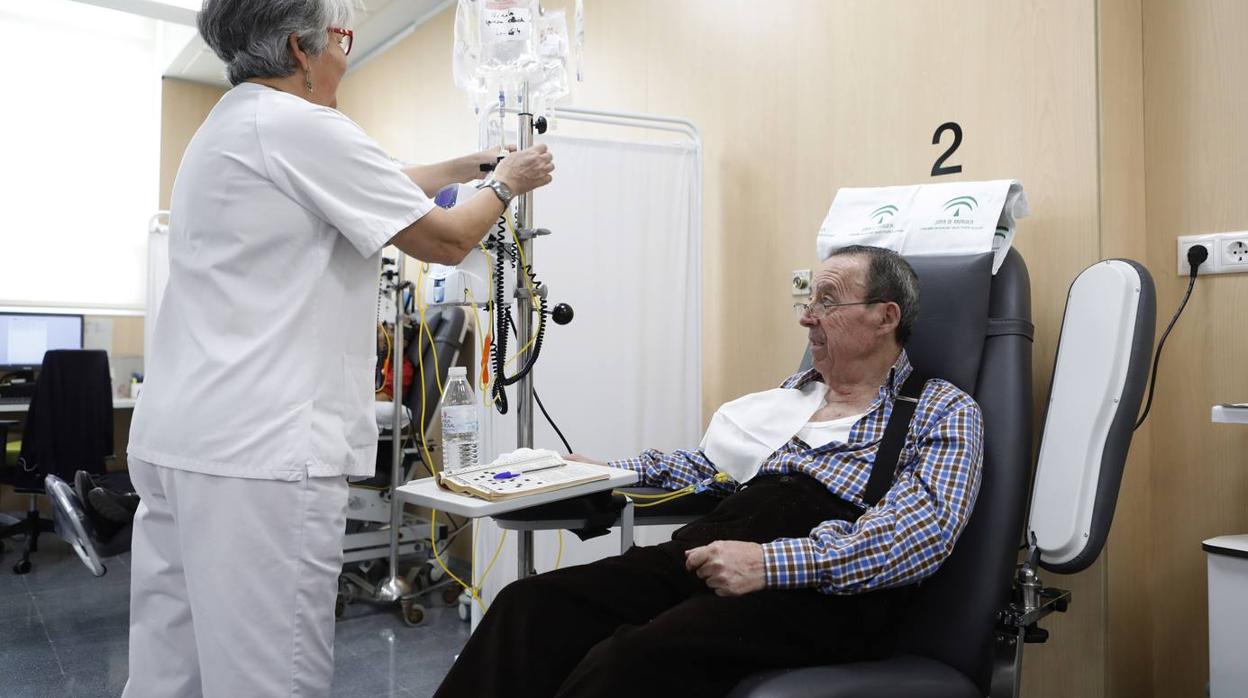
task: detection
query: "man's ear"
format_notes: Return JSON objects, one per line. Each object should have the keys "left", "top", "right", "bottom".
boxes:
{"left": 288, "top": 33, "right": 310, "bottom": 73}
{"left": 878, "top": 302, "right": 901, "bottom": 338}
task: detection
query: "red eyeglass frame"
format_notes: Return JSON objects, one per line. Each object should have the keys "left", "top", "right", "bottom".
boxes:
{"left": 329, "top": 27, "right": 354, "bottom": 56}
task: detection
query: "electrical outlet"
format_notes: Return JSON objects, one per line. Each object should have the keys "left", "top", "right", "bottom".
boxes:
{"left": 1178, "top": 234, "right": 1218, "bottom": 275}
{"left": 791, "top": 269, "right": 812, "bottom": 297}
{"left": 1220, "top": 235, "right": 1248, "bottom": 269}
{"left": 1176, "top": 231, "right": 1248, "bottom": 275}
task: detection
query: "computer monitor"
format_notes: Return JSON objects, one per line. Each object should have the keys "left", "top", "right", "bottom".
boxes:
{"left": 0, "top": 312, "right": 84, "bottom": 372}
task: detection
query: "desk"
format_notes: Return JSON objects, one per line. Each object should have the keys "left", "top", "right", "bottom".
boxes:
{"left": 396, "top": 465, "right": 639, "bottom": 578}
{"left": 0, "top": 398, "right": 136, "bottom": 414}
{"left": 1205, "top": 405, "right": 1247, "bottom": 697}
{"left": 1211, "top": 403, "right": 1248, "bottom": 425}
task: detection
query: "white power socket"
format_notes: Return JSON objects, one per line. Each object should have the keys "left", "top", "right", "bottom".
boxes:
{"left": 1221, "top": 237, "right": 1248, "bottom": 269}
{"left": 1178, "top": 231, "right": 1248, "bottom": 275}
{"left": 1178, "top": 234, "right": 1218, "bottom": 275}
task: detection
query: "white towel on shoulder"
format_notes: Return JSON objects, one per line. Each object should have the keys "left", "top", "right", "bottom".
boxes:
{"left": 700, "top": 381, "right": 826, "bottom": 485}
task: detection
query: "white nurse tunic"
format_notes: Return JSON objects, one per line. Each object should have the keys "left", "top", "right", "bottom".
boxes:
{"left": 123, "top": 82, "right": 432, "bottom": 697}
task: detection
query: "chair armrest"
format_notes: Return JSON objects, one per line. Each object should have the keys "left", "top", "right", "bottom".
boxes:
{"left": 616, "top": 487, "right": 721, "bottom": 520}
{"left": 726, "top": 655, "right": 979, "bottom": 698}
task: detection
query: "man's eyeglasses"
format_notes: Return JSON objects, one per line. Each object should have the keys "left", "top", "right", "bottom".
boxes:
{"left": 793, "top": 298, "right": 883, "bottom": 321}
{"left": 330, "top": 27, "right": 354, "bottom": 56}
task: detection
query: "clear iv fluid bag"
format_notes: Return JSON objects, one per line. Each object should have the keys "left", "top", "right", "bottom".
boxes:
{"left": 454, "top": 0, "right": 574, "bottom": 113}
{"left": 479, "top": 0, "right": 538, "bottom": 81}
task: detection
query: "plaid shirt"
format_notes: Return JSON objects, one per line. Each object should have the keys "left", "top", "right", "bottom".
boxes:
{"left": 610, "top": 351, "right": 983, "bottom": 595}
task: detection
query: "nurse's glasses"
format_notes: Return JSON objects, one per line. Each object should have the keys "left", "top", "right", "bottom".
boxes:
{"left": 330, "top": 27, "right": 354, "bottom": 56}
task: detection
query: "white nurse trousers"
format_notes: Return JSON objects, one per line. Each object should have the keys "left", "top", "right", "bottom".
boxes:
{"left": 122, "top": 457, "right": 348, "bottom": 697}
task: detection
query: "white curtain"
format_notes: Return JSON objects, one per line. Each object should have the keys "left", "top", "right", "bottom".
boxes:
{"left": 473, "top": 133, "right": 702, "bottom": 620}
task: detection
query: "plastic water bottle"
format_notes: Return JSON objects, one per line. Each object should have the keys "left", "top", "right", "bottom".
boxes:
{"left": 440, "top": 367, "right": 480, "bottom": 472}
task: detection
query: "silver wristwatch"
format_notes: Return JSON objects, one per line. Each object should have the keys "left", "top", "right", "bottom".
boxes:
{"left": 476, "top": 176, "right": 513, "bottom": 204}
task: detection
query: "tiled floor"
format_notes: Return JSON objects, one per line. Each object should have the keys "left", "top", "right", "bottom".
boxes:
{"left": 0, "top": 537, "right": 470, "bottom": 698}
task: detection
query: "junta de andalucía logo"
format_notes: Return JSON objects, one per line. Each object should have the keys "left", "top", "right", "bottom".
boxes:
{"left": 869, "top": 205, "right": 899, "bottom": 224}
{"left": 942, "top": 196, "right": 978, "bottom": 217}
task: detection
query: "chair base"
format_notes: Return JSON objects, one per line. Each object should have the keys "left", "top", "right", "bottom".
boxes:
{"left": 0, "top": 508, "right": 55, "bottom": 575}
{"left": 727, "top": 655, "right": 980, "bottom": 698}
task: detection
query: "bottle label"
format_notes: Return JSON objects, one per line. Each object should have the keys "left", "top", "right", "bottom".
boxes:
{"left": 442, "top": 405, "right": 479, "bottom": 435}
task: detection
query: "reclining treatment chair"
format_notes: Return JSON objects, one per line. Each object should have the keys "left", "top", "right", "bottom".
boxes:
{"left": 497, "top": 250, "right": 1156, "bottom": 698}
{"left": 730, "top": 253, "right": 1155, "bottom": 698}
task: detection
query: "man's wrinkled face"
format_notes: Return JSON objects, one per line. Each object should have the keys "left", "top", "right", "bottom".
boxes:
{"left": 798, "top": 255, "right": 886, "bottom": 375}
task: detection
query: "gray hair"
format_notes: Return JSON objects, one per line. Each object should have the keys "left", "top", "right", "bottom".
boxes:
{"left": 828, "top": 245, "right": 920, "bottom": 345}
{"left": 198, "top": 0, "right": 356, "bottom": 86}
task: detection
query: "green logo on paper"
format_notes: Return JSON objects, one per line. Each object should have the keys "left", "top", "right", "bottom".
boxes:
{"left": 869, "top": 205, "right": 899, "bottom": 224}
{"left": 942, "top": 196, "right": 978, "bottom": 217}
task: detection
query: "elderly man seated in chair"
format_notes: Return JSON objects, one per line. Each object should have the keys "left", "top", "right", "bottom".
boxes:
{"left": 435, "top": 245, "right": 984, "bottom": 698}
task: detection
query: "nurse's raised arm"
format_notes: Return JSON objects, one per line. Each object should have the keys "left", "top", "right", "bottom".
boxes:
{"left": 388, "top": 143, "right": 554, "bottom": 265}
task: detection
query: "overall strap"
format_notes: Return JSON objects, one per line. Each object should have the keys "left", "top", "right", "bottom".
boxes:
{"left": 861, "top": 369, "right": 929, "bottom": 507}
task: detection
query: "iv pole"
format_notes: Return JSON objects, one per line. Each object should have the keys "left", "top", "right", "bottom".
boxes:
{"left": 513, "top": 81, "right": 539, "bottom": 578}
{"left": 377, "top": 261, "right": 414, "bottom": 609}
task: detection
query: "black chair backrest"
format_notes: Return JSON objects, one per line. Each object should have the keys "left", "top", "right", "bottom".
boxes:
{"left": 20, "top": 350, "right": 114, "bottom": 482}
{"left": 795, "top": 253, "right": 1031, "bottom": 692}
{"left": 892, "top": 251, "right": 1034, "bottom": 693}
{"left": 403, "top": 307, "right": 467, "bottom": 434}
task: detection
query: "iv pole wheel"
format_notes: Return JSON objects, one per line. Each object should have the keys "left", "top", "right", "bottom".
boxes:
{"left": 441, "top": 585, "right": 462, "bottom": 606}
{"left": 400, "top": 598, "right": 425, "bottom": 626}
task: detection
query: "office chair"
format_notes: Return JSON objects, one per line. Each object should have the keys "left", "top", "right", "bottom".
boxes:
{"left": 0, "top": 349, "right": 115, "bottom": 575}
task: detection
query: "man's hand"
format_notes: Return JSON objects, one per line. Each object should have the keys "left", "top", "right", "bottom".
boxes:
{"left": 494, "top": 144, "right": 555, "bottom": 195}
{"left": 684, "top": 541, "right": 766, "bottom": 597}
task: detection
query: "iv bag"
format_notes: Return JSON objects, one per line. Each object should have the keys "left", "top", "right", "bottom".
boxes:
{"left": 453, "top": 0, "right": 577, "bottom": 113}
{"left": 532, "top": 10, "right": 570, "bottom": 107}
{"left": 452, "top": 0, "right": 483, "bottom": 100}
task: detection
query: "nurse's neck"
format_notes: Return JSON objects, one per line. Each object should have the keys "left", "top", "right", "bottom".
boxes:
{"left": 245, "top": 77, "right": 336, "bottom": 109}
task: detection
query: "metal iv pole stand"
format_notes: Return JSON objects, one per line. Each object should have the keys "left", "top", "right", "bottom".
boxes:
{"left": 514, "top": 81, "right": 539, "bottom": 579}
{"left": 375, "top": 260, "right": 416, "bottom": 620}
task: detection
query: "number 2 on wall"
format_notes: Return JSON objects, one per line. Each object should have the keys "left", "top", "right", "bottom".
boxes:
{"left": 931, "top": 122, "right": 963, "bottom": 177}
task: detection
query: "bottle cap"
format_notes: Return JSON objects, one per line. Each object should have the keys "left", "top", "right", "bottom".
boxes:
{"left": 449, "top": 366, "right": 467, "bottom": 377}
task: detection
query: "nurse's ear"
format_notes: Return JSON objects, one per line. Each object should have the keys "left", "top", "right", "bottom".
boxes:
{"left": 287, "top": 33, "right": 313, "bottom": 87}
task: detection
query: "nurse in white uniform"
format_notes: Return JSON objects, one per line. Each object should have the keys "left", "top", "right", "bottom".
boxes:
{"left": 123, "top": 0, "right": 554, "bottom": 695}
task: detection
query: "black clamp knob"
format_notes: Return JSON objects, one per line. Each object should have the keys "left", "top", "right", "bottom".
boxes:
{"left": 535, "top": 116, "right": 548, "bottom": 135}
{"left": 552, "top": 303, "right": 574, "bottom": 325}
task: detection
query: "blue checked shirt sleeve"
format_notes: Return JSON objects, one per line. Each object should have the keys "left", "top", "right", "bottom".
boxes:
{"left": 761, "top": 393, "right": 984, "bottom": 594}
{"left": 608, "top": 448, "right": 725, "bottom": 491}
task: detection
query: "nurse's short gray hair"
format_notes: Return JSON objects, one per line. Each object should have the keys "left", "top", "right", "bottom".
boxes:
{"left": 198, "top": 0, "right": 356, "bottom": 86}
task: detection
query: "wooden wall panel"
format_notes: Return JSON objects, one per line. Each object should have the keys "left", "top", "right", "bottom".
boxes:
{"left": 160, "top": 78, "right": 226, "bottom": 210}
{"left": 1097, "top": 1, "right": 1153, "bottom": 696}
{"left": 338, "top": 2, "right": 1113, "bottom": 695}
{"left": 1142, "top": 1, "right": 1248, "bottom": 695}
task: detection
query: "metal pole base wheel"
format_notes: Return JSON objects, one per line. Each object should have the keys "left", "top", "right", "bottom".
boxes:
{"left": 400, "top": 598, "right": 425, "bottom": 626}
